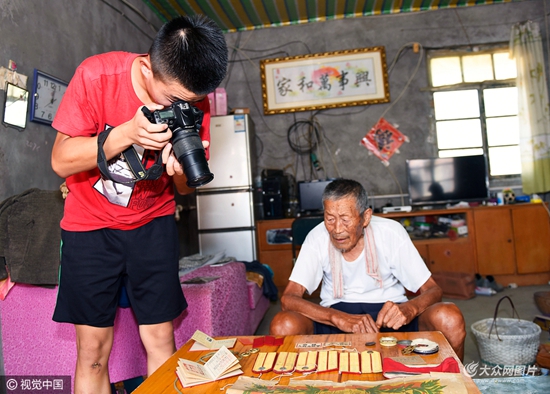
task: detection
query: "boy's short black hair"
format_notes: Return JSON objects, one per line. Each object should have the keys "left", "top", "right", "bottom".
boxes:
{"left": 149, "top": 15, "right": 228, "bottom": 96}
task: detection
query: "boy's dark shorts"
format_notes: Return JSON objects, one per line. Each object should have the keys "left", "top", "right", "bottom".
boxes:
{"left": 314, "top": 301, "right": 419, "bottom": 334}
{"left": 53, "top": 215, "right": 187, "bottom": 327}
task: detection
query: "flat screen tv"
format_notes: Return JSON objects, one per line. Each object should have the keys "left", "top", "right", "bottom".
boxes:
{"left": 406, "top": 155, "right": 490, "bottom": 206}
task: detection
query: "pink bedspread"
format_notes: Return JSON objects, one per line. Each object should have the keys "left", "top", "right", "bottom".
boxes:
{"left": 0, "top": 262, "right": 270, "bottom": 391}
{"left": 175, "top": 262, "right": 269, "bottom": 346}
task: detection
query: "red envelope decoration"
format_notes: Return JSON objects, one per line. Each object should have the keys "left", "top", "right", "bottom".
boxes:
{"left": 361, "top": 118, "right": 408, "bottom": 165}
{"left": 252, "top": 336, "right": 284, "bottom": 347}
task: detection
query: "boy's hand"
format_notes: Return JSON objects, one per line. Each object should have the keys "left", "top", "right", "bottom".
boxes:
{"left": 162, "top": 140, "right": 210, "bottom": 177}
{"left": 126, "top": 105, "right": 172, "bottom": 151}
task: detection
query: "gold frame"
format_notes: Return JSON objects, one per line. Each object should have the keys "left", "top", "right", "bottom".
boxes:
{"left": 260, "top": 47, "right": 390, "bottom": 115}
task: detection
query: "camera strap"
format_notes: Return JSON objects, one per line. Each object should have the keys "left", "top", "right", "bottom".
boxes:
{"left": 97, "top": 128, "right": 164, "bottom": 184}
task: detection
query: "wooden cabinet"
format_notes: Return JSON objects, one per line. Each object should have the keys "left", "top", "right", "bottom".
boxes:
{"left": 419, "top": 238, "right": 476, "bottom": 273}
{"left": 475, "top": 204, "right": 550, "bottom": 282}
{"left": 256, "top": 219, "right": 294, "bottom": 294}
{"left": 473, "top": 207, "right": 516, "bottom": 275}
{"left": 512, "top": 204, "right": 550, "bottom": 274}
{"left": 379, "top": 208, "right": 476, "bottom": 274}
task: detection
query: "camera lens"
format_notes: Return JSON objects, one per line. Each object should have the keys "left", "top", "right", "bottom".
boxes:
{"left": 171, "top": 128, "right": 214, "bottom": 188}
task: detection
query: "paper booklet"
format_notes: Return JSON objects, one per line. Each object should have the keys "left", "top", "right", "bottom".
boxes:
{"left": 176, "top": 346, "right": 243, "bottom": 387}
{"left": 189, "top": 329, "right": 237, "bottom": 351}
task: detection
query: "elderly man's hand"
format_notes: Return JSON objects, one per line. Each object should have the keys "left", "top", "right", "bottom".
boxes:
{"left": 376, "top": 301, "right": 415, "bottom": 330}
{"left": 333, "top": 311, "right": 380, "bottom": 333}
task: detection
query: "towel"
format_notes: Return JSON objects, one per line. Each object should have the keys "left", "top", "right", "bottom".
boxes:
{"left": 328, "top": 225, "right": 382, "bottom": 299}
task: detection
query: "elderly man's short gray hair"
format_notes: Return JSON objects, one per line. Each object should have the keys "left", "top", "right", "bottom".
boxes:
{"left": 322, "top": 179, "right": 369, "bottom": 215}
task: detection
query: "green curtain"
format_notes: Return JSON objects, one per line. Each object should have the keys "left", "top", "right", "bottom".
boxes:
{"left": 510, "top": 21, "right": 550, "bottom": 194}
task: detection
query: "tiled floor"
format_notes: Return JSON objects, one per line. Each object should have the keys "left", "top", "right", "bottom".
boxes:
{"left": 255, "top": 284, "right": 550, "bottom": 368}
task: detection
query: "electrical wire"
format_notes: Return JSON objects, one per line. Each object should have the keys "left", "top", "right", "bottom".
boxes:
{"left": 236, "top": 59, "right": 287, "bottom": 140}
{"left": 117, "top": 0, "right": 159, "bottom": 33}
{"left": 226, "top": 52, "right": 291, "bottom": 63}
{"left": 384, "top": 165, "right": 405, "bottom": 206}
{"left": 454, "top": 9, "right": 473, "bottom": 50}
{"left": 316, "top": 121, "right": 342, "bottom": 178}
{"left": 99, "top": 0, "right": 155, "bottom": 40}
{"left": 311, "top": 40, "right": 415, "bottom": 119}
{"left": 224, "top": 31, "right": 243, "bottom": 88}
{"left": 378, "top": 42, "right": 424, "bottom": 120}
{"left": 287, "top": 119, "right": 320, "bottom": 179}
{"left": 232, "top": 40, "right": 312, "bottom": 54}
{"left": 285, "top": 116, "right": 344, "bottom": 180}
{"left": 287, "top": 120, "right": 319, "bottom": 155}
{"left": 255, "top": 133, "right": 264, "bottom": 158}
{"left": 364, "top": 42, "right": 424, "bottom": 204}
{"left": 220, "top": 34, "right": 421, "bottom": 183}
{"left": 226, "top": 48, "right": 290, "bottom": 70}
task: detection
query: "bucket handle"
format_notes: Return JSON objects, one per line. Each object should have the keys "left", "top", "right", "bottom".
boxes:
{"left": 488, "top": 295, "right": 521, "bottom": 341}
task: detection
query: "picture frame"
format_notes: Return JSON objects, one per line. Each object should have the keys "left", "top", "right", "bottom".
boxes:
{"left": 2, "top": 82, "right": 29, "bottom": 130}
{"left": 260, "top": 46, "right": 390, "bottom": 115}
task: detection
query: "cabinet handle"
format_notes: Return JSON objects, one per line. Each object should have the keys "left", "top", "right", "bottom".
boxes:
{"left": 507, "top": 239, "right": 512, "bottom": 243}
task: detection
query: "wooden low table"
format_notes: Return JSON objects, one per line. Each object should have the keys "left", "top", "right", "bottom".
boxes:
{"left": 134, "top": 331, "right": 480, "bottom": 393}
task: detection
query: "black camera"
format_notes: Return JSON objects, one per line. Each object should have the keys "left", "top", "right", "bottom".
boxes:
{"left": 142, "top": 101, "right": 213, "bottom": 188}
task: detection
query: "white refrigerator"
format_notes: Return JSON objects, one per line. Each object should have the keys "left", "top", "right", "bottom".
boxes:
{"left": 196, "top": 114, "right": 257, "bottom": 261}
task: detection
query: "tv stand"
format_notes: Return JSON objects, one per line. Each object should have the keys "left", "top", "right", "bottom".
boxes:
{"left": 379, "top": 207, "right": 476, "bottom": 274}
{"left": 378, "top": 203, "right": 550, "bottom": 286}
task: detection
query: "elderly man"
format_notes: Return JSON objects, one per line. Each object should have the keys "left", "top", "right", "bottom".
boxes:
{"left": 270, "top": 179, "right": 466, "bottom": 360}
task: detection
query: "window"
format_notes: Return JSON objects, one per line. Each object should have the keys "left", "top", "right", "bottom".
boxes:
{"left": 428, "top": 47, "right": 520, "bottom": 177}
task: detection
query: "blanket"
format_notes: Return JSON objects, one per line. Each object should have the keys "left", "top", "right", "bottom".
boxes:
{"left": 0, "top": 188, "right": 64, "bottom": 285}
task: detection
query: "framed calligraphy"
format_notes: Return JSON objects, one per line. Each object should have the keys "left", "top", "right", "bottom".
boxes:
{"left": 260, "top": 47, "right": 389, "bottom": 115}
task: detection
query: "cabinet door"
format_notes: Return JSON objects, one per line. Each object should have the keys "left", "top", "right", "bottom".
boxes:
{"left": 474, "top": 208, "right": 516, "bottom": 275}
{"left": 426, "top": 240, "right": 475, "bottom": 273}
{"left": 256, "top": 219, "right": 294, "bottom": 251}
{"left": 511, "top": 204, "right": 550, "bottom": 274}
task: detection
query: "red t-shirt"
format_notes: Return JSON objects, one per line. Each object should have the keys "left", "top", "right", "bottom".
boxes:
{"left": 52, "top": 51, "right": 211, "bottom": 231}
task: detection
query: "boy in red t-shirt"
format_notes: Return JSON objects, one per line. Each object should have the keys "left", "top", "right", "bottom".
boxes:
{"left": 51, "top": 15, "right": 227, "bottom": 393}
